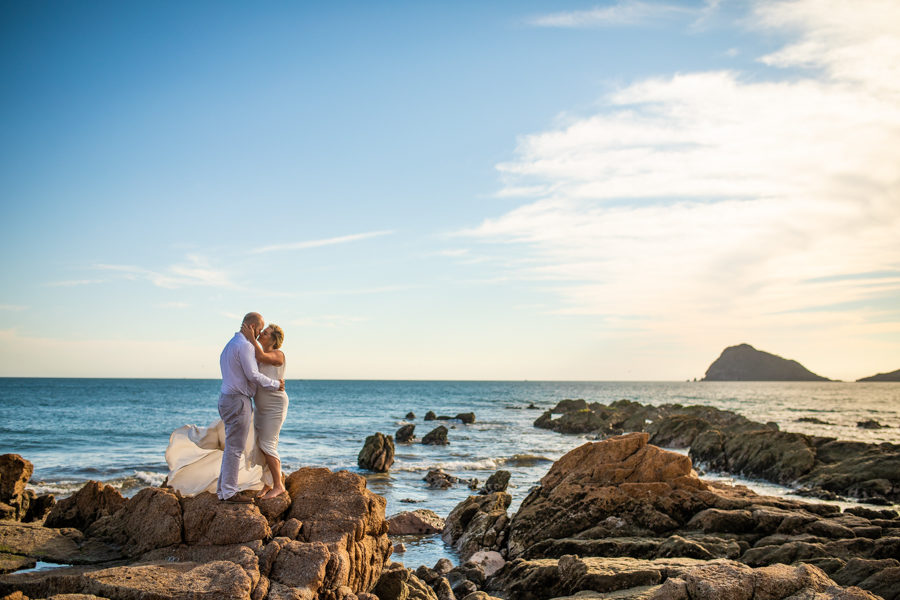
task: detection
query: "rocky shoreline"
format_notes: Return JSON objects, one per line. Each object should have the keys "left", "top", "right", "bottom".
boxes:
{"left": 3, "top": 429, "right": 899, "bottom": 600}
{"left": 533, "top": 399, "right": 900, "bottom": 505}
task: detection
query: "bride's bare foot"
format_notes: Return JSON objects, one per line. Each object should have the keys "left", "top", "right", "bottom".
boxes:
{"left": 262, "top": 488, "right": 286, "bottom": 500}
{"left": 256, "top": 486, "right": 272, "bottom": 498}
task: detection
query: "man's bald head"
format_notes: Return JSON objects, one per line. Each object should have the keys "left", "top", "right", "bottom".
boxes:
{"left": 243, "top": 312, "right": 265, "bottom": 336}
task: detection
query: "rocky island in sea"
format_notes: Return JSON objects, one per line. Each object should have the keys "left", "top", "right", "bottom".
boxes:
{"left": 701, "top": 343, "right": 830, "bottom": 381}
{"left": 858, "top": 369, "right": 900, "bottom": 382}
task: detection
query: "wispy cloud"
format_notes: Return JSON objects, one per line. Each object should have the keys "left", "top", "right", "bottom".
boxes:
{"left": 44, "top": 279, "right": 105, "bottom": 287}
{"left": 528, "top": 1, "right": 694, "bottom": 28}
{"left": 158, "top": 301, "right": 190, "bottom": 309}
{"left": 467, "top": 0, "right": 900, "bottom": 363}
{"left": 0, "top": 304, "right": 27, "bottom": 311}
{"left": 95, "top": 255, "right": 234, "bottom": 289}
{"left": 250, "top": 230, "right": 394, "bottom": 255}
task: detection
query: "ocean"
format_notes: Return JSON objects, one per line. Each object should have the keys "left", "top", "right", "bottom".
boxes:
{"left": 1, "top": 378, "right": 898, "bottom": 568}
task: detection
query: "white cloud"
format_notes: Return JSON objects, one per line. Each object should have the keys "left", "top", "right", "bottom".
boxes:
{"left": 529, "top": 1, "right": 693, "bottom": 27}
{"left": 250, "top": 230, "right": 394, "bottom": 254}
{"left": 94, "top": 255, "right": 234, "bottom": 289}
{"left": 44, "top": 279, "right": 104, "bottom": 287}
{"left": 467, "top": 0, "right": 900, "bottom": 376}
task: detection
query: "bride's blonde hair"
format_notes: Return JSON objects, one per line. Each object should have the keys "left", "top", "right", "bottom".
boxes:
{"left": 269, "top": 325, "right": 285, "bottom": 350}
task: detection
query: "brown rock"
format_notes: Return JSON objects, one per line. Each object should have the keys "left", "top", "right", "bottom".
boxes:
{"left": 256, "top": 491, "right": 292, "bottom": 525}
{"left": 44, "top": 481, "right": 125, "bottom": 531}
{"left": 422, "top": 426, "right": 449, "bottom": 446}
{"left": 0, "top": 552, "right": 36, "bottom": 575}
{"left": 387, "top": 509, "right": 445, "bottom": 535}
{"left": 396, "top": 424, "right": 416, "bottom": 444}
{"left": 276, "top": 518, "right": 303, "bottom": 540}
{"left": 0, "top": 455, "right": 33, "bottom": 521}
{"left": 85, "top": 487, "right": 182, "bottom": 557}
{"left": 358, "top": 433, "right": 396, "bottom": 472}
{"left": 0, "top": 521, "right": 121, "bottom": 564}
{"left": 285, "top": 467, "right": 391, "bottom": 595}
{"left": 0, "top": 560, "right": 253, "bottom": 600}
{"left": 181, "top": 491, "right": 271, "bottom": 545}
{"left": 442, "top": 493, "right": 511, "bottom": 560}
{"left": 269, "top": 540, "right": 329, "bottom": 594}
{"left": 425, "top": 470, "right": 459, "bottom": 490}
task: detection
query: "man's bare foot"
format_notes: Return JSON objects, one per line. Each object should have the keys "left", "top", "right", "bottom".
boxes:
{"left": 256, "top": 486, "right": 272, "bottom": 498}
{"left": 262, "top": 488, "right": 286, "bottom": 500}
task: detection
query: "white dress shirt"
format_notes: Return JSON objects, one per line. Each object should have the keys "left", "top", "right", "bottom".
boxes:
{"left": 219, "top": 332, "right": 280, "bottom": 397}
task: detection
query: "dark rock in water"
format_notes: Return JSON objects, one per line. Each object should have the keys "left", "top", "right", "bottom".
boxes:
{"left": 425, "top": 411, "right": 437, "bottom": 421}
{"left": 422, "top": 426, "right": 449, "bottom": 445}
{"left": 857, "top": 419, "right": 887, "bottom": 429}
{"left": 442, "top": 492, "right": 511, "bottom": 561}
{"left": 425, "top": 469, "right": 459, "bottom": 489}
{"left": 396, "top": 423, "right": 416, "bottom": 443}
{"left": 358, "top": 432, "right": 396, "bottom": 472}
{"left": 456, "top": 412, "right": 476, "bottom": 424}
{"left": 527, "top": 403, "right": 540, "bottom": 410}
{"left": 437, "top": 415, "right": 453, "bottom": 421}
{"left": 481, "top": 471, "right": 511, "bottom": 494}
{"left": 798, "top": 416, "right": 833, "bottom": 425}
{"left": 45, "top": 480, "right": 126, "bottom": 531}
{"left": 857, "top": 368, "right": 900, "bottom": 382}
{"left": 701, "top": 343, "right": 830, "bottom": 381}
{"left": 406, "top": 411, "right": 416, "bottom": 419}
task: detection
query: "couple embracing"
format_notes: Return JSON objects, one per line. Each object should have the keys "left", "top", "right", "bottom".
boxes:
{"left": 165, "top": 312, "right": 291, "bottom": 503}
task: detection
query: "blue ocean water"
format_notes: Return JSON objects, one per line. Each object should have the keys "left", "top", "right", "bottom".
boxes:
{"left": 1, "top": 378, "right": 898, "bottom": 568}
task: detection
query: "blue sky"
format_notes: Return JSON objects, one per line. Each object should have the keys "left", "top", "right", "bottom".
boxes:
{"left": 2, "top": 0, "right": 899, "bottom": 380}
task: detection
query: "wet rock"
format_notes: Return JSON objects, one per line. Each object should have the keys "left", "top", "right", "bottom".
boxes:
{"left": 396, "top": 424, "right": 416, "bottom": 443}
{"left": 422, "top": 426, "right": 449, "bottom": 446}
{"left": 0, "top": 553, "right": 35, "bottom": 575}
{"left": 857, "top": 420, "right": 886, "bottom": 429}
{"left": 358, "top": 432, "right": 396, "bottom": 472}
{"left": 481, "top": 471, "right": 510, "bottom": 494}
{"left": 798, "top": 417, "right": 832, "bottom": 425}
{"left": 407, "top": 412, "right": 416, "bottom": 419}
{"left": 44, "top": 481, "right": 126, "bottom": 532}
{"left": 425, "top": 470, "right": 459, "bottom": 489}
{"left": 181, "top": 491, "right": 271, "bottom": 545}
{"left": 387, "top": 509, "right": 445, "bottom": 535}
{"left": 425, "top": 411, "right": 437, "bottom": 421}
{"left": 284, "top": 467, "right": 392, "bottom": 594}
{"left": 442, "top": 493, "right": 511, "bottom": 560}
{"left": 455, "top": 413, "right": 476, "bottom": 425}
{"left": 393, "top": 542, "right": 406, "bottom": 553}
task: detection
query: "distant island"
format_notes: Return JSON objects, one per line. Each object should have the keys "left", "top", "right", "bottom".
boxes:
{"left": 702, "top": 343, "right": 830, "bottom": 381}
{"left": 857, "top": 368, "right": 900, "bottom": 382}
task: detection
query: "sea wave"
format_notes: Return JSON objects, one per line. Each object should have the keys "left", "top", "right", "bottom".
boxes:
{"left": 27, "top": 469, "right": 167, "bottom": 499}
{"left": 391, "top": 453, "right": 553, "bottom": 473}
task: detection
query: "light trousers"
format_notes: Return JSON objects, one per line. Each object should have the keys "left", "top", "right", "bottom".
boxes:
{"left": 216, "top": 392, "right": 251, "bottom": 500}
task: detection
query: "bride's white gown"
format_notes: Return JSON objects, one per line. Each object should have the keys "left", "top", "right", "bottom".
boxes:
{"left": 165, "top": 416, "right": 272, "bottom": 496}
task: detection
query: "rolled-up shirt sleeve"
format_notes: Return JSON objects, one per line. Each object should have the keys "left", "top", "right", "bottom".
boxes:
{"left": 238, "top": 342, "right": 280, "bottom": 390}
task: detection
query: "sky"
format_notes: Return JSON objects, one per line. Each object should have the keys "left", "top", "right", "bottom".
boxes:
{"left": 1, "top": 0, "right": 898, "bottom": 381}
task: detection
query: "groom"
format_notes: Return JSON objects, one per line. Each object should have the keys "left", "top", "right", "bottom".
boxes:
{"left": 217, "top": 312, "right": 285, "bottom": 503}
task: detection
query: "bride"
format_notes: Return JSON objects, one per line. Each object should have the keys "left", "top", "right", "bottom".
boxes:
{"left": 165, "top": 324, "right": 290, "bottom": 499}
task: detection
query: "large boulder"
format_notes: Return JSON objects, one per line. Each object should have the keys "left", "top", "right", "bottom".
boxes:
{"left": 396, "top": 424, "right": 416, "bottom": 443}
{"left": 0, "top": 520, "right": 122, "bottom": 565}
{"left": 284, "top": 467, "right": 392, "bottom": 595}
{"left": 358, "top": 432, "right": 395, "bottom": 472}
{"left": 443, "top": 492, "right": 511, "bottom": 560}
{"left": 86, "top": 487, "right": 183, "bottom": 557}
{"left": 422, "top": 426, "right": 449, "bottom": 446}
{"left": 181, "top": 491, "right": 271, "bottom": 545}
{"left": 507, "top": 433, "right": 700, "bottom": 558}
{"left": 0, "top": 455, "right": 33, "bottom": 521}
{"left": 44, "top": 481, "right": 126, "bottom": 531}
